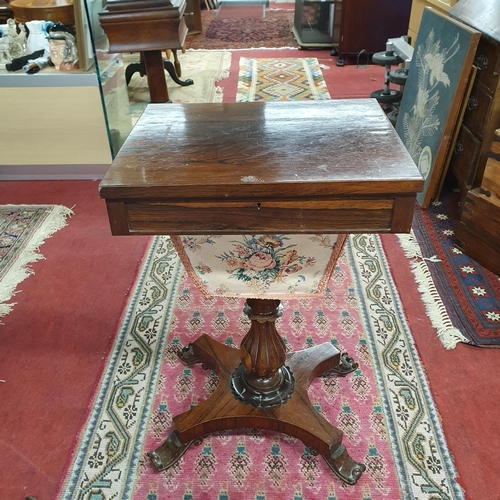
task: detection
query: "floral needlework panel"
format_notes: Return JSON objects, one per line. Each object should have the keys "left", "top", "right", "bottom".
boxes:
{"left": 171, "top": 234, "right": 347, "bottom": 299}
{"left": 395, "top": 7, "right": 480, "bottom": 206}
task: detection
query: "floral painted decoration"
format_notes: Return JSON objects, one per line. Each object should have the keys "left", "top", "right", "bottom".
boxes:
{"left": 171, "top": 234, "right": 347, "bottom": 299}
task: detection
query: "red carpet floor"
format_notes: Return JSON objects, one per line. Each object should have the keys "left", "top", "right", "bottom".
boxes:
{"left": 380, "top": 233, "right": 499, "bottom": 500}
{"left": 0, "top": 181, "right": 149, "bottom": 500}
{"left": 1, "top": 47, "right": 499, "bottom": 500}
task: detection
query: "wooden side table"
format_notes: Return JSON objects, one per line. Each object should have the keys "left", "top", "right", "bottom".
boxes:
{"left": 99, "top": 99, "right": 423, "bottom": 484}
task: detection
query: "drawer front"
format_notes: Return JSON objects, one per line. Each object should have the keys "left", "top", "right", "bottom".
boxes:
{"left": 462, "top": 84, "right": 493, "bottom": 139}
{"left": 105, "top": 197, "right": 417, "bottom": 236}
{"left": 456, "top": 222, "right": 500, "bottom": 276}
{"left": 473, "top": 36, "right": 500, "bottom": 92}
{"left": 458, "top": 189, "right": 500, "bottom": 275}
{"left": 482, "top": 134, "right": 500, "bottom": 198}
{"left": 461, "top": 189, "right": 500, "bottom": 245}
{"left": 450, "top": 124, "right": 481, "bottom": 186}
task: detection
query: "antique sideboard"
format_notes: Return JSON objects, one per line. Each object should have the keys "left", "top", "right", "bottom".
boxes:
{"left": 448, "top": 0, "right": 500, "bottom": 276}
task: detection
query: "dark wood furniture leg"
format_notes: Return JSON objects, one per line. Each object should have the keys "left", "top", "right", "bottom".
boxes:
{"left": 149, "top": 298, "right": 365, "bottom": 485}
{"left": 124, "top": 50, "right": 194, "bottom": 103}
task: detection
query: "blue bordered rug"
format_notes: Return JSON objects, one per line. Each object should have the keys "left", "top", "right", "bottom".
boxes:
{"left": 398, "top": 187, "right": 500, "bottom": 348}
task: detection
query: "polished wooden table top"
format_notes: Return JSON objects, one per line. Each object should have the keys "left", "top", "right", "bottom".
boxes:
{"left": 100, "top": 99, "right": 423, "bottom": 235}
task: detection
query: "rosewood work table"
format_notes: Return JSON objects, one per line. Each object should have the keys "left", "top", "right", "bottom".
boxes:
{"left": 99, "top": 99, "right": 423, "bottom": 485}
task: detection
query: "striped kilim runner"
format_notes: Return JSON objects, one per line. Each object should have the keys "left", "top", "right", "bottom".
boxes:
{"left": 236, "top": 57, "right": 331, "bottom": 102}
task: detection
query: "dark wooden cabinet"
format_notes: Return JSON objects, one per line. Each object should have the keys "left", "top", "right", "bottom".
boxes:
{"left": 448, "top": 0, "right": 500, "bottom": 275}
{"left": 335, "top": 0, "right": 413, "bottom": 65}
{"left": 292, "top": 0, "right": 338, "bottom": 49}
{"left": 292, "top": 0, "right": 412, "bottom": 56}
{"left": 0, "top": 0, "right": 13, "bottom": 23}
{"left": 456, "top": 123, "right": 500, "bottom": 277}
{"left": 449, "top": 34, "right": 500, "bottom": 201}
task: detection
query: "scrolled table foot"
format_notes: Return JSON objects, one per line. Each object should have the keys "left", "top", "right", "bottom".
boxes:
{"left": 325, "top": 352, "right": 359, "bottom": 377}
{"left": 163, "top": 60, "right": 194, "bottom": 87}
{"left": 323, "top": 444, "right": 366, "bottom": 485}
{"left": 148, "top": 430, "right": 200, "bottom": 471}
{"left": 177, "top": 343, "right": 201, "bottom": 365}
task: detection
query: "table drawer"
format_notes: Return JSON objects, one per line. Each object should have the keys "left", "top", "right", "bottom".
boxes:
{"left": 106, "top": 197, "right": 416, "bottom": 235}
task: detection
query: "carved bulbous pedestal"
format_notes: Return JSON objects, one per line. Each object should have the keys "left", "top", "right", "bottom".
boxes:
{"left": 232, "top": 299, "right": 294, "bottom": 408}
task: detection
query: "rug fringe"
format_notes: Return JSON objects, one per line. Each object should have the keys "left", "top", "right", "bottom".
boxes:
{"left": 219, "top": 51, "right": 232, "bottom": 82}
{"left": 187, "top": 47, "right": 298, "bottom": 51}
{"left": 0, "top": 205, "right": 73, "bottom": 319}
{"left": 397, "top": 233, "right": 469, "bottom": 349}
{"left": 213, "top": 86, "right": 224, "bottom": 102}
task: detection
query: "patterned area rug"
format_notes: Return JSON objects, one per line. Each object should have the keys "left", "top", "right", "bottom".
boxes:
{"left": 185, "top": 9, "right": 297, "bottom": 50}
{"left": 236, "top": 58, "right": 331, "bottom": 101}
{"left": 0, "top": 205, "right": 72, "bottom": 318}
{"left": 124, "top": 51, "right": 232, "bottom": 126}
{"left": 58, "top": 235, "right": 463, "bottom": 500}
{"left": 398, "top": 186, "right": 500, "bottom": 348}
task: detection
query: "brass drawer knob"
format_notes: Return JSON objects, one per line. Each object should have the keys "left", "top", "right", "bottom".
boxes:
{"left": 454, "top": 141, "right": 463, "bottom": 155}
{"left": 467, "top": 96, "right": 478, "bottom": 111}
{"left": 474, "top": 54, "right": 489, "bottom": 71}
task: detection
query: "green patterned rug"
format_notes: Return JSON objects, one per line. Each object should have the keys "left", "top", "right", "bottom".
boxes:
{"left": 0, "top": 205, "right": 72, "bottom": 318}
{"left": 58, "top": 235, "right": 464, "bottom": 499}
{"left": 236, "top": 57, "right": 331, "bottom": 102}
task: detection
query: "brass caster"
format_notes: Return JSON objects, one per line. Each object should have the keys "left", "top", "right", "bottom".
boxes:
{"left": 323, "top": 444, "right": 366, "bottom": 485}
{"left": 148, "top": 430, "right": 200, "bottom": 471}
{"left": 325, "top": 352, "right": 359, "bottom": 377}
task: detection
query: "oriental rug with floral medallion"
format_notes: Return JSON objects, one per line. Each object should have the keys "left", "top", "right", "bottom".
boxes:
{"left": 184, "top": 9, "right": 297, "bottom": 50}
{"left": 58, "top": 235, "right": 463, "bottom": 500}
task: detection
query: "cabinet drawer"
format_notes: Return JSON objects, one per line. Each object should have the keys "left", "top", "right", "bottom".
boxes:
{"left": 462, "top": 84, "right": 493, "bottom": 139}
{"left": 456, "top": 222, "right": 500, "bottom": 276}
{"left": 457, "top": 189, "right": 500, "bottom": 275}
{"left": 461, "top": 189, "right": 500, "bottom": 244}
{"left": 473, "top": 37, "right": 500, "bottom": 92}
{"left": 450, "top": 124, "right": 481, "bottom": 186}
{"left": 481, "top": 133, "right": 500, "bottom": 197}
